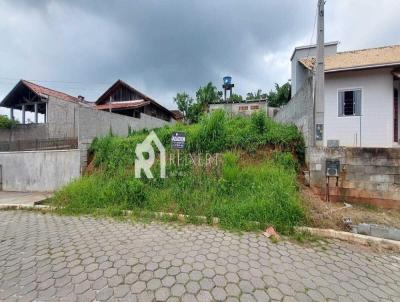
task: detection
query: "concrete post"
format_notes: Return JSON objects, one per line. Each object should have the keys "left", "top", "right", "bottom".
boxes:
{"left": 10, "top": 108, "right": 14, "bottom": 120}
{"left": 314, "top": 0, "right": 325, "bottom": 146}
{"left": 45, "top": 102, "right": 48, "bottom": 123}
{"left": 22, "top": 104, "right": 26, "bottom": 124}
{"left": 34, "top": 103, "right": 38, "bottom": 123}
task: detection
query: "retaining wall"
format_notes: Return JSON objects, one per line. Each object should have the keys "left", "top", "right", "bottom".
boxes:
{"left": 0, "top": 149, "right": 80, "bottom": 192}
{"left": 308, "top": 147, "right": 400, "bottom": 208}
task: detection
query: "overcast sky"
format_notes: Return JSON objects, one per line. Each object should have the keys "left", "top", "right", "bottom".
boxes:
{"left": 0, "top": 0, "right": 399, "bottom": 112}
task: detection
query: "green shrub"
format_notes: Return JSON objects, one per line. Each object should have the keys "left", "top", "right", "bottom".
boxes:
{"left": 251, "top": 111, "right": 267, "bottom": 134}
{"left": 0, "top": 115, "right": 17, "bottom": 129}
{"left": 272, "top": 151, "right": 299, "bottom": 172}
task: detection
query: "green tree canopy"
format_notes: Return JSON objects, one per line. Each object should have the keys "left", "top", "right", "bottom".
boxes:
{"left": 267, "top": 82, "right": 291, "bottom": 107}
{"left": 246, "top": 89, "right": 267, "bottom": 101}
{"left": 0, "top": 115, "right": 17, "bottom": 129}
{"left": 229, "top": 93, "right": 243, "bottom": 103}
{"left": 196, "top": 82, "right": 221, "bottom": 107}
{"left": 173, "top": 92, "right": 193, "bottom": 120}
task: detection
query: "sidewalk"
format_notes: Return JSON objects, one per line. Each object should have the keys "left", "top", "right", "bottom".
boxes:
{"left": 0, "top": 191, "right": 52, "bottom": 207}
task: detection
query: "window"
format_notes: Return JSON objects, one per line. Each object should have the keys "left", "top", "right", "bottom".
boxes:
{"left": 250, "top": 105, "right": 259, "bottom": 110}
{"left": 338, "top": 89, "right": 361, "bottom": 116}
{"left": 238, "top": 106, "right": 248, "bottom": 111}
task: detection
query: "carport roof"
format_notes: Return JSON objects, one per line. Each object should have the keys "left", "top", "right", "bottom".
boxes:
{"left": 0, "top": 80, "right": 85, "bottom": 108}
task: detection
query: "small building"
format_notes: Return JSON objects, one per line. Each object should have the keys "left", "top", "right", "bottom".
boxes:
{"left": 208, "top": 100, "right": 273, "bottom": 116}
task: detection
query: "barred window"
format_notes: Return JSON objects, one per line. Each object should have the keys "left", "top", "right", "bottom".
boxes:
{"left": 338, "top": 89, "right": 361, "bottom": 116}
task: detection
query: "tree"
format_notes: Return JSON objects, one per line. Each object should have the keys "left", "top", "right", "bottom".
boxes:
{"left": 229, "top": 93, "right": 243, "bottom": 103}
{"left": 246, "top": 89, "right": 267, "bottom": 101}
{"left": 173, "top": 92, "right": 193, "bottom": 121}
{"left": 196, "top": 82, "right": 220, "bottom": 109}
{"left": 187, "top": 102, "right": 203, "bottom": 124}
{"left": 267, "top": 82, "right": 291, "bottom": 107}
{"left": 173, "top": 91, "right": 203, "bottom": 124}
{"left": 173, "top": 81, "right": 223, "bottom": 124}
{"left": 0, "top": 115, "right": 17, "bottom": 129}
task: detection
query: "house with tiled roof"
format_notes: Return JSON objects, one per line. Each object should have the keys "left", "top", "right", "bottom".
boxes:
{"left": 279, "top": 42, "right": 400, "bottom": 148}
{"left": 94, "top": 79, "right": 173, "bottom": 122}
{"left": 275, "top": 42, "right": 400, "bottom": 208}
{"left": 0, "top": 80, "right": 174, "bottom": 191}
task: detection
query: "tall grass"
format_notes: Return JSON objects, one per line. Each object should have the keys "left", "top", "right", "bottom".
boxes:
{"left": 52, "top": 111, "right": 306, "bottom": 233}
{"left": 90, "top": 110, "right": 305, "bottom": 171}
{"left": 53, "top": 151, "right": 305, "bottom": 233}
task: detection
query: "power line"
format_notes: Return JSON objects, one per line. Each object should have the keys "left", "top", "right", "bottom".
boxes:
{"left": 0, "top": 76, "right": 111, "bottom": 86}
{"left": 305, "top": 1, "right": 319, "bottom": 60}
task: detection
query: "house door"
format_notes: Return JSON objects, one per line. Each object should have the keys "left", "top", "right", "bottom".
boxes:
{"left": 395, "top": 88, "right": 399, "bottom": 142}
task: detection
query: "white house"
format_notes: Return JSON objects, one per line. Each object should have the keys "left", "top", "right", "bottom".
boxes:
{"left": 281, "top": 43, "right": 400, "bottom": 148}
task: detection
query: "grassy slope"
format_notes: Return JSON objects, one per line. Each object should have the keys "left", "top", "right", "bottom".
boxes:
{"left": 52, "top": 111, "right": 306, "bottom": 234}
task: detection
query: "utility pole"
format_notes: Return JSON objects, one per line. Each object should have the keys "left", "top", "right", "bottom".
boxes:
{"left": 314, "top": 0, "right": 325, "bottom": 146}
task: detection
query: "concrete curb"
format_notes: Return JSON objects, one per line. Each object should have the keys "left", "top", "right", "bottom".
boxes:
{"left": 124, "top": 210, "right": 220, "bottom": 225}
{"left": 296, "top": 226, "right": 400, "bottom": 252}
{"left": 0, "top": 206, "right": 221, "bottom": 225}
{"left": 0, "top": 204, "right": 55, "bottom": 211}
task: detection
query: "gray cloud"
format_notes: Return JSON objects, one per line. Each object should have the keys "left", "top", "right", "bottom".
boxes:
{"left": 0, "top": 0, "right": 399, "bottom": 110}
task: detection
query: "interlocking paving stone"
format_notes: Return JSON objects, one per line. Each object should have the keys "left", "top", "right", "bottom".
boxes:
{"left": 0, "top": 211, "right": 400, "bottom": 301}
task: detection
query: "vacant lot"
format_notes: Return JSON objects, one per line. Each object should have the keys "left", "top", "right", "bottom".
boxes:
{"left": 52, "top": 111, "right": 306, "bottom": 234}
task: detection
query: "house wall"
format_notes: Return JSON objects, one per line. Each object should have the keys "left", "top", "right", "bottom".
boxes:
{"left": 291, "top": 43, "right": 338, "bottom": 97}
{"left": 208, "top": 102, "right": 269, "bottom": 116}
{"left": 143, "top": 103, "right": 173, "bottom": 122}
{"left": 273, "top": 77, "right": 314, "bottom": 147}
{"left": 0, "top": 149, "right": 80, "bottom": 192}
{"left": 324, "top": 68, "right": 394, "bottom": 147}
{"left": 308, "top": 147, "right": 400, "bottom": 209}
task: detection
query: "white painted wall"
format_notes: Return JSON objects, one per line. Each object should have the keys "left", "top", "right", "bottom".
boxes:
{"left": 324, "top": 68, "right": 394, "bottom": 147}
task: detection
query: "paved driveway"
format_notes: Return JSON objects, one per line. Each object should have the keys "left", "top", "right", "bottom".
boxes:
{"left": 0, "top": 211, "right": 399, "bottom": 302}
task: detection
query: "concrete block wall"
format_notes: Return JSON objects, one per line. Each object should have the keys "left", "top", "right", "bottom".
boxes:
{"left": 0, "top": 124, "right": 49, "bottom": 142}
{"left": 274, "top": 77, "right": 314, "bottom": 147}
{"left": 77, "top": 107, "right": 173, "bottom": 168}
{"left": 0, "top": 149, "right": 80, "bottom": 192}
{"left": 308, "top": 147, "right": 400, "bottom": 208}
{"left": 47, "top": 96, "right": 79, "bottom": 139}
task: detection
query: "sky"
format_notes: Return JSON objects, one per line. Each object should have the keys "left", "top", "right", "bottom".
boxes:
{"left": 0, "top": 0, "right": 399, "bottom": 116}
